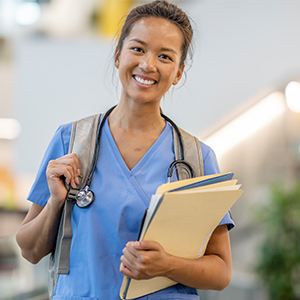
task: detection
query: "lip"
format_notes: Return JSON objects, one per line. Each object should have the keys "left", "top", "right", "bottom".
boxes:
{"left": 133, "top": 74, "right": 157, "bottom": 88}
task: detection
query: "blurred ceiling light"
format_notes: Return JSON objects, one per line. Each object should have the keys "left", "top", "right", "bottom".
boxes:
{"left": 0, "top": 118, "right": 22, "bottom": 140}
{"left": 15, "top": 1, "right": 41, "bottom": 26}
{"left": 285, "top": 81, "right": 300, "bottom": 113}
{"left": 204, "top": 92, "right": 285, "bottom": 158}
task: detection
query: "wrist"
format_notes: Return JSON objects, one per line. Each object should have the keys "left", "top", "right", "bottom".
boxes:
{"left": 48, "top": 196, "right": 65, "bottom": 214}
{"left": 162, "top": 253, "right": 178, "bottom": 278}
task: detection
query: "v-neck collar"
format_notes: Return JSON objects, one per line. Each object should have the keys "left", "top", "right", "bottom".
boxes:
{"left": 104, "top": 117, "right": 169, "bottom": 176}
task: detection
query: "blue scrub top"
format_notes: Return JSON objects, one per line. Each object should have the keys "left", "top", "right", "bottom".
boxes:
{"left": 28, "top": 118, "right": 235, "bottom": 300}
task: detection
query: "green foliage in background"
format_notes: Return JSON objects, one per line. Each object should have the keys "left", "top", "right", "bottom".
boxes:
{"left": 255, "top": 182, "right": 300, "bottom": 300}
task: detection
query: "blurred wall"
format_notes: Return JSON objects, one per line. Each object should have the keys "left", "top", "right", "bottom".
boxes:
{"left": 14, "top": 0, "right": 300, "bottom": 177}
{"left": 2, "top": 1, "right": 300, "bottom": 299}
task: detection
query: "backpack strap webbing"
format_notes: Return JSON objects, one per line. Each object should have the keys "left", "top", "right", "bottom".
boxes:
{"left": 48, "top": 112, "right": 204, "bottom": 299}
{"left": 48, "top": 114, "right": 101, "bottom": 299}
{"left": 172, "top": 126, "right": 204, "bottom": 179}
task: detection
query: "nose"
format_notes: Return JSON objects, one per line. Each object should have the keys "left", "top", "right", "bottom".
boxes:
{"left": 139, "top": 54, "right": 156, "bottom": 73}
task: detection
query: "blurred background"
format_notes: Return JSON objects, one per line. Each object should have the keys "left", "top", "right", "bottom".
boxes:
{"left": 1, "top": 0, "right": 300, "bottom": 299}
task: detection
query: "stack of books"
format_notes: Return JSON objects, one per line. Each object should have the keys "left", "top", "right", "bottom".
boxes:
{"left": 120, "top": 172, "right": 243, "bottom": 299}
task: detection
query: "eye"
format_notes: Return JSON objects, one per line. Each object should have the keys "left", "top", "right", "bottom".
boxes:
{"left": 159, "top": 54, "right": 172, "bottom": 61}
{"left": 130, "top": 47, "right": 144, "bottom": 53}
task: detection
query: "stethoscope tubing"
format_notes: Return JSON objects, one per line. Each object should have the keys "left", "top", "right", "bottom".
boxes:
{"left": 75, "top": 106, "right": 195, "bottom": 207}
{"left": 85, "top": 105, "right": 116, "bottom": 187}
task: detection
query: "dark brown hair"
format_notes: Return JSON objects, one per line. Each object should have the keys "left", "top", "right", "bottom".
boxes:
{"left": 116, "top": 0, "right": 194, "bottom": 67}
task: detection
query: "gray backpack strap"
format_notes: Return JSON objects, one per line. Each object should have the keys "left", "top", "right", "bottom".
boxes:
{"left": 48, "top": 113, "right": 101, "bottom": 299}
{"left": 172, "top": 126, "right": 204, "bottom": 180}
{"left": 56, "top": 200, "right": 75, "bottom": 274}
{"left": 48, "top": 200, "right": 74, "bottom": 298}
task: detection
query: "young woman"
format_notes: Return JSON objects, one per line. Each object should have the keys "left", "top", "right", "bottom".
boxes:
{"left": 16, "top": 1, "right": 234, "bottom": 299}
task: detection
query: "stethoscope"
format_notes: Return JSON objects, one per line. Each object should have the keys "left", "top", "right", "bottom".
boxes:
{"left": 75, "top": 106, "right": 195, "bottom": 208}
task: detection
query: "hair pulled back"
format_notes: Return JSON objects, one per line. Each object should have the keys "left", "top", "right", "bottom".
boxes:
{"left": 116, "top": 0, "right": 194, "bottom": 67}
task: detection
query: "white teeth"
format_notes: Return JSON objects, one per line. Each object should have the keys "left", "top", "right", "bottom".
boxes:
{"left": 134, "top": 76, "right": 156, "bottom": 85}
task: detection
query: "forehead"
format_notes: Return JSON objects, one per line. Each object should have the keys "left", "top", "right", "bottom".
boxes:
{"left": 126, "top": 17, "right": 183, "bottom": 49}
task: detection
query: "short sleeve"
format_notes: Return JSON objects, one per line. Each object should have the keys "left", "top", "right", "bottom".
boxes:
{"left": 27, "top": 123, "right": 72, "bottom": 207}
{"left": 200, "top": 141, "right": 235, "bottom": 230}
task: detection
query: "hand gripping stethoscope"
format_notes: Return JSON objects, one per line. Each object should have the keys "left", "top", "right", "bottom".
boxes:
{"left": 75, "top": 106, "right": 195, "bottom": 208}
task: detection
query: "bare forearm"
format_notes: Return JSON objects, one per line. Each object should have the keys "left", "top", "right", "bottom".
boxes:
{"left": 164, "top": 225, "right": 232, "bottom": 290}
{"left": 16, "top": 153, "right": 80, "bottom": 264}
{"left": 164, "top": 253, "right": 231, "bottom": 290}
{"left": 121, "top": 225, "right": 232, "bottom": 290}
{"left": 16, "top": 199, "right": 64, "bottom": 264}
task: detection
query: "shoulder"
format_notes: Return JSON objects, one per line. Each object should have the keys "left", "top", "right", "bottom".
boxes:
{"left": 55, "top": 113, "right": 101, "bottom": 152}
{"left": 199, "top": 140, "right": 217, "bottom": 161}
{"left": 175, "top": 125, "right": 217, "bottom": 163}
{"left": 172, "top": 125, "right": 220, "bottom": 175}
{"left": 198, "top": 140, "right": 220, "bottom": 175}
{"left": 51, "top": 122, "right": 72, "bottom": 155}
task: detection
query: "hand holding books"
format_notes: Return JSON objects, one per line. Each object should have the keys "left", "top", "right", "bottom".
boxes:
{"left": 120, "top": 172, "right": 243, "bottom": 299}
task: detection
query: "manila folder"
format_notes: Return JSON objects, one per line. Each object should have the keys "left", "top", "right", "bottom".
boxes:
{"left": 120, "top": 188, "right": 243, "bottom": 299}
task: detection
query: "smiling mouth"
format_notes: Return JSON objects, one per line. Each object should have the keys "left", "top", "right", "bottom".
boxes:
{"left": 133, "top": 75, "right": 157, "bottom": 86}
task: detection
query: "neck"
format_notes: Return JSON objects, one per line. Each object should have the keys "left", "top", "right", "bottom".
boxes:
{"left": 108, "top": 101, "right": 165, "bottom": 132}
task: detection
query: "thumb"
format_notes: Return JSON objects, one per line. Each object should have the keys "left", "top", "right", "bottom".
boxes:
{"left": 131, "top": 241, "right": 160, "bottom": 250}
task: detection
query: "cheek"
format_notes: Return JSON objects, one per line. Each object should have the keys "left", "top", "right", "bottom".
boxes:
{"left": 118, "top": 56, "right": 136, "bottom": 80}
{"left": 163, "top": 66, "right": 179, "bottom": 83}
{"left": 119, "top": 53, "right": 135, "bottom": 69}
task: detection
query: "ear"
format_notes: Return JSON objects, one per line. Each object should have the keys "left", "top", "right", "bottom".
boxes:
{"left": 172, "top": 64, "right": 185, "bottom": 86}
{"left": 114, "top": 47, "right": 120, "bottom": 69}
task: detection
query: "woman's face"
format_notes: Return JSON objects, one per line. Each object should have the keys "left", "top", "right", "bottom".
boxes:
{"left": 115, "top": 17, "right": 185, "bottom": 106}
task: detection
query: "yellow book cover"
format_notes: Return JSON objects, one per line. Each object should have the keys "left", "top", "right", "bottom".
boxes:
{"left": 120, "top": 172, "right": 243, "bottom": 299}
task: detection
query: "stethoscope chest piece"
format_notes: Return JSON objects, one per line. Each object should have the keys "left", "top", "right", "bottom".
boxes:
{"left": 75, "top": 186, "right": 95, "bottom": 208}
{"left": 72, "top": 107, "right": 194, "bottom": 209}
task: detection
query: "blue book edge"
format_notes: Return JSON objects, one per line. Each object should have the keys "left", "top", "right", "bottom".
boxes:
{"left": 122, "top": 172, "right": 234, "bottom": 299}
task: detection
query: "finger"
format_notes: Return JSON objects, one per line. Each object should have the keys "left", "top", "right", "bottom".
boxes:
{"left": 120, "top": 256, "right": 145, "bottom": 280}
{"left": 47, "top": 156, "right": 80, "bottom": 188}
{"left": 62, "top": 154, "right": 80, "bottom": 188}
{"left": 67, "top": 153, "right": 81, "bottom": 178}
{"left": 122, "top": 246, "right": 138, "bottom": 267}
{"left": 47, "top": 163, "right": 77, "bottom": 190}
{"left": 123, "top": 245, "right": 150, "bottom": 271}
{"left": 120, "top": 262, "right": 133, "bottom": 277}
{"left": 130, "top": 241, "right": 161, "bottom": 251}
{"left": 121, "top": 254, "right": 139, "bottom": 277}
{"left": 124, "top": 243, "right": 142, "bottom": 259}
{"left": 53, "top": 154, "right": 80, "bottom": 182}
{"left": 120, "top": 254, "right": 133, "bottom": 268}
{"left": 48, "top": 163, "right": 73, "bottom": 185}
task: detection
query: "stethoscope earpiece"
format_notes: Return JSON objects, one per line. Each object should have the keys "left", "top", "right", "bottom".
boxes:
{"left": 75, "top": 186, "right": 95, "bottom": 208}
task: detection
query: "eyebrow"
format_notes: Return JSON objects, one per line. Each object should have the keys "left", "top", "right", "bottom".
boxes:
{"left": 128, "top": 38, "right": 178, "bottom": 55}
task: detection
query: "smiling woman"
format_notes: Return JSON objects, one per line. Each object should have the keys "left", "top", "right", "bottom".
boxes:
{"left": 110, "top": 16, "right": 185, "bottom": 170}
{"left": 16, "top": 1, "right": 235, "bottom": 300}
{"left": 114, "top": 17, "right": 184, "bottom": 113}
